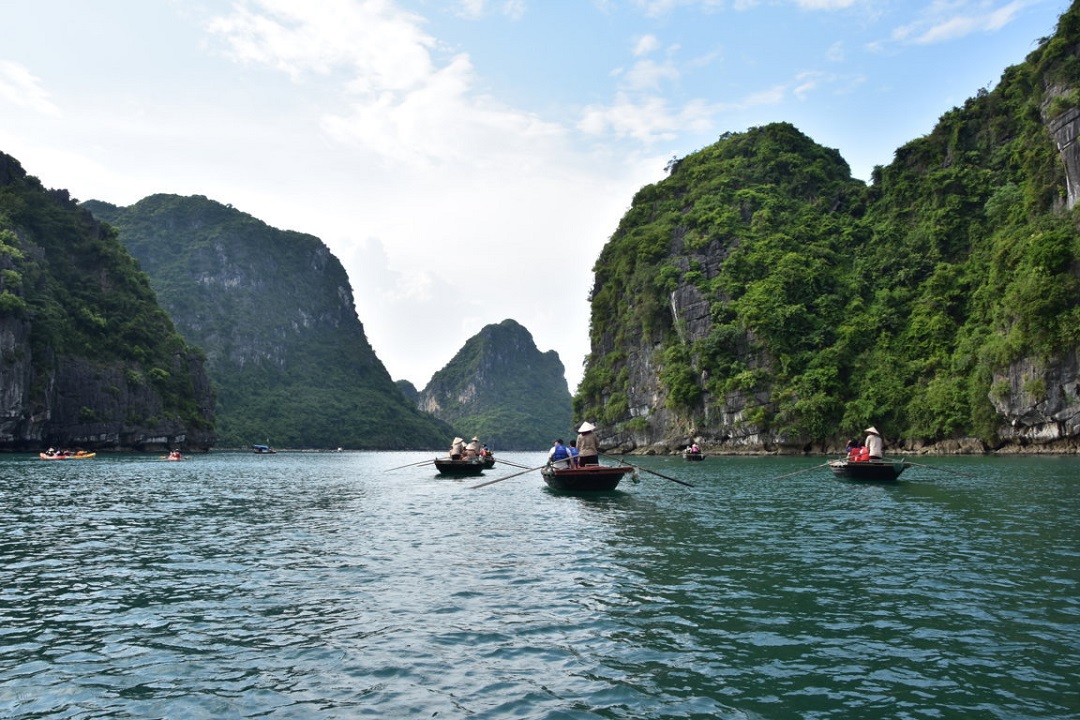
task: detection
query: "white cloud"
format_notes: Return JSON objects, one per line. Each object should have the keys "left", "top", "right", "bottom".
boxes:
{"left": 209, "top": 0, "right": 436, "bottom": 91}
{"left": 0, "top": 60, "right": 60, "bottom": 117}
{"left": 453, "top": 0, "right": 526, "bottom": 20}
{"left": 211, "top": 0, "right": 563, "bottom": 170}
{"left": 793, "top": 71, "right": 823, "bottom": 100}
{"left": 579, "top": 92, "right": 715, "bottom": 143}
{"left": 199, "top": 0, "right": 663, "bottom": 389}
{"left": 634, "top": 33, "right": 661, "bottom": 56}
{"left": 794, "top": 0, "right": 859, "bottom": 9}
{"left": 623, "top": 58, "right": 682, "bottom": 91}
{"left": 894, "top": 0, "right": 1029, "bottom": 45}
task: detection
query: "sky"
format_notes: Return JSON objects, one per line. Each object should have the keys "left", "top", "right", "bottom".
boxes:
{"left": 0, "top": 0, "right": 1072, "bottom": 392}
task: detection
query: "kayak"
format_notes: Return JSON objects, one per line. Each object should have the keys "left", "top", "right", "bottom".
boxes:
{"left": 39, "top": 451, "right": 96, "bottom": 460}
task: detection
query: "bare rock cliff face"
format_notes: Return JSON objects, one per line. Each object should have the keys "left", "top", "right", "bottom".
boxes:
{"left": 1045, "top": 88, "right": 1080, "bottom": 210}
{"left": 992, "top": 350, "right": 1080, "bottom": 451}
{"left": 600, "top": 236, "right": 779, "bottom": 456}
{"left": 0, "top": 318, "right": 213, "bottom": 451}
{"left": 0, "top": 316, "right": 40, "bottom": 445}
{"left": 43, "top": 357, "right": 214, "bottom": 451}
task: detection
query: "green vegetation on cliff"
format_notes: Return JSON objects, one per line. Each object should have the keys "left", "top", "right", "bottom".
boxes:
{"left": 420, "top": 319, "right": 571, "bottom": 450}
{"left": 576, "top": 3, "right": 1080, "bottom": 449}
{"left": 0, "top": 154, "right": 213, "bottom": 450}
{"left": 84, "top": 194, "right": 451, "bottom": 450}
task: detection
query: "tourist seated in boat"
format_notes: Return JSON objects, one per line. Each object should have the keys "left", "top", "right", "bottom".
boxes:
{"left": 689, "top": 443, "right": 700, "bottom": 454}
{"left": 548, "top": 438, "right": 573, "bottom": 468}
{"left": 168, "top": 450, "right": 182, "bottom": 460}
{"left": 465, "top": 437, "right": 481, "bottom": 459}
{"left": 568, "top": 440, "right": 580, "bottom": 467}
{"left": 576, "top": 422, "right": 600, "bottom": 466}
{"left": 449, "top": 437, "right": 465, "bottom": 460}
{"left": 845, "top": 439, "right": 862, "bottom": 459}
{"left": 863, "top": 426, "right": 884, "bottom": 459}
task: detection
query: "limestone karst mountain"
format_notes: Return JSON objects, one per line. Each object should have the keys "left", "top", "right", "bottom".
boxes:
{"left": 418, "top": 319, "right": 572, "bottom": 450}
{"left": 84, "top": 194, "right": 452, "bottom": 449}
{"left": 0, "top": 154, "right": 214, "bottom": 452}
{"left": 576, "top": 3, "right": 1080, "bottom": 454}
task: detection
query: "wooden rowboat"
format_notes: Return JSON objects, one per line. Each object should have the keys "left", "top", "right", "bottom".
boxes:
{"left": 434, "top": 456, "right": 495, "bottom": 476}
{"left": 540, "top": 464, "right": 635, "bottom": 492}
{"left": 828, "top": 458, "right": 907, "bottom": 481}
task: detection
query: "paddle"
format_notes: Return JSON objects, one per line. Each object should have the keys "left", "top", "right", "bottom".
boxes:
{"left": 771, "top": 462, "right": 833, "bottom": 480}
{"left": 493, "top": 458, "right": 534, "bottom": 470}
{"left": 599, "top": 454, "right": 695, "bottom": 487}
{"left": 468, "top": 463, "right": 550, "bottom": 489}
{"left": 387, "top": 458, "right": 437, "bottom": 472}
{"left": 903, "top": 460, "right": 976, "bottom": 478}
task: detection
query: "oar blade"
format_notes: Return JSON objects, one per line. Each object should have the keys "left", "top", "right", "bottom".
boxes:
{"left": 771, "top": 462, "right": 832, "bottom": 480}
{"left": 468, "top": 463, "right": 548, "bottom": 489}
{"left": 386, "top": 459, "right": 437, "bottom": 472}
{"left": 599, "top": 454, "right": 695, "bottom": 487}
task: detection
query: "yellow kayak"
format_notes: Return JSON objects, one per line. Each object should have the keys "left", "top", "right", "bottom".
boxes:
{"left": 39, "top": 451, "right": 96, "bottom": 460}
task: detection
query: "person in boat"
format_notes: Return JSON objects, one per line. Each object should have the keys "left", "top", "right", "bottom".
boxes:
{"left": 44, "top": 447, "right": 57, "bottom": 457}
{"left": 548, "top": 438, "right": 573, "bottom": 469}
{"left": 449, "top": 437, "right": 465, "bottom": 460}
{"left": 863, "top": 427, "right": 884, "bottom": 460}
{"left": 845, "top": 438, "right": 862, "bottom": 458}
{"left": 465, "top": 437, "right": 481, "bottom": 460}
{"left": 481, "top": 444, "right": 492, "bottom": 459}
{"left": 690, "top": 443, "right": 700, "bottom": 454}
{"left": 576, "top": 422, "right": 600, "bottom": 466}
{"left": 568, "top": 440, "right": 580, "bottom": 467}
{"left": 168, "top": 449, "right": 182, "bottom": 460}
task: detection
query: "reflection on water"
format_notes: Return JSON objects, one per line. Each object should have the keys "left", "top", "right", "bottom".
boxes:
{"left": 1, "top": 452, "right": 1077, "bottom": 718}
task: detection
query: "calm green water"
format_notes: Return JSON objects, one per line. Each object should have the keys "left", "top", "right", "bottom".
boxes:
{"left": 1, "top": 452, "right": 1077, "bottom": 719}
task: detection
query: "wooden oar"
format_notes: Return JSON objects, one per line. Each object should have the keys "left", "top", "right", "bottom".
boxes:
{"left": 494, "top": 458, "right": 533, "bottom": 470}
{"left": 600, "top": 454, "right": 695, "bottom": 487}
{"left": 468, "top": 463, "right": 549, "bottom": 489}
{"left": 903, "top": 460, "right": 976, "bottom": 478}
{"left": 386, "top": 458, "right": 437, "bottom": 472}
{"left": 771, "top": 462, "right": 833, "bottom": 480}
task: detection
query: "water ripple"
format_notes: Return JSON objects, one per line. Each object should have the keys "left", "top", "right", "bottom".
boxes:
{"left": 1, "top": 453, "right": 1077, "bottom": 718}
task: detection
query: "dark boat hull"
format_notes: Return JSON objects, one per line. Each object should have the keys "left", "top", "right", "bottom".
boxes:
{"left": 683, "top": 452, "right": 704, "bottom": 461}
{"left": 541, "top": 464, "right": 634, "bottom": 491}
{"left": 434, "top": 457, "right": 493, "bottom": 476}
{"left": 829, "top": 459, "right": 907, "bottom": 481}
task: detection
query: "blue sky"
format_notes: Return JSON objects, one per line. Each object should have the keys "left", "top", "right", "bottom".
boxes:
{"left": 0, "top": 0, "right": 1071, "bottom": 393}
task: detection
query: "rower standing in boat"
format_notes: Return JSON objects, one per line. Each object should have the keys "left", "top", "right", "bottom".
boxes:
{"left": 576, "top": 422, "right": 599, "bottom": 466}
{"left": 864, "top": 426, "right": 884, "bottom": 459}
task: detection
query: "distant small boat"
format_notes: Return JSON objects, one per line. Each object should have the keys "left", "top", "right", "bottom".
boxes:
{"left": 252, "top": 444, "right": 277, "bottom": 454}
{"left": 683, "top": 451, "right": 704, "bottom": 461}
{"left": 39, "top": 451, "right": 96, "bottom": 460}
{"left": 541, "top": 463, "right": 635, "bottom": 492}
{"left": 828, "top": 458, "right": 907, "bottom": 481}
{"left": 434, "top": 456, "right": 494, "bottom": 476}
